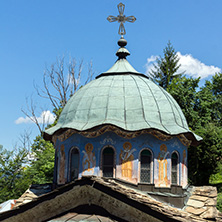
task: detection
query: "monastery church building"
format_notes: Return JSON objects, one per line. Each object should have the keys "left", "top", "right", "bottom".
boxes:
{"left": 0, "top": 3, "right": 221, "bottom": 222}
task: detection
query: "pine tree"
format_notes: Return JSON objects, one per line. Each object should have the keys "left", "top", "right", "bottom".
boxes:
{"left": 149, "top": 41, "right": 183, "bottom": 89}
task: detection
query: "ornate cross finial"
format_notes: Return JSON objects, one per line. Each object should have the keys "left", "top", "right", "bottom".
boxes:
{"left": 107, "top": 3, "right": 136, "bottom": 37}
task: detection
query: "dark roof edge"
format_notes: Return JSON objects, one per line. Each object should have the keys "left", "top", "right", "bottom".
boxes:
{"left": 183, "top": 132, "right": 202, "bottom": 146}
{"left": 96, "top": 72, "right": 149, "bottom": 79}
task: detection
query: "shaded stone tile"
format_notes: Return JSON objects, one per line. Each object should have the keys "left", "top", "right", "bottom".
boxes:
{"left": 200, "top": 207, "right": 218, "bottom": 219}
{"left": 186, "top": 199, "right": 205, "bottom": 208}
{"left": 185, "top": 206, "right": 206, "bottom": 215}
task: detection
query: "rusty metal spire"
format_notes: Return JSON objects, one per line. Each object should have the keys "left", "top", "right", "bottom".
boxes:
{"left": 107, "top": 3, "right": 136, "bottom": 37}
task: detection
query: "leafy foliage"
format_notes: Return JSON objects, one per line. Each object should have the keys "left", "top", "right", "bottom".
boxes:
{"left": 25, "top": 136, "right": 55, "bottom": 185}
{"left": 217, "top": 191, "right": 222, "bottom": 212}
{"left": 206, "top": 73, "right": 222, "bottom": 126}
{"left": 169, "top": 75, "right": 222, "bottom": 185}
{"left": 188, "top": 124, "right": 222, "bottom": 185}
{"left": 210, "top": 163, "right": 222, "bottom": 184}
{"left": 0, "top": 146, "right": 29, "bottom": 203}
{"left": 167, "top": 76, "right": 200, "bottom": 129}
{"left": 169, "top": 76, "right": 222, "bottom": 185}
{"left": 0, "top": 136, "right": 55, "bottom": 204}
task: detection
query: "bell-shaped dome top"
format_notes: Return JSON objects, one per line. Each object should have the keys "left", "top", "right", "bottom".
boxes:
{"left": 44, "top": 38, "right": 201, "bottom": 145}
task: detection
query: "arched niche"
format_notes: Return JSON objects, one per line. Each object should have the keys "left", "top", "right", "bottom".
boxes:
{"left": 171, "top": 151, "right": 179, "bottom": 185}
{"left": 101, "top": 146, "right": 116, "bottom": 178}
{"left": 139, "top": 148, "right": 153, "bottom": 183}
{"left": 69, "top": 147, "right": 80, "bottom": 181}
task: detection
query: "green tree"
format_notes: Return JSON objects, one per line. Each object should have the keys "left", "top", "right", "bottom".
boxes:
{"left": 149, "top": 41, "right": 183, "bottom": 89}
{"left": 0, "top": 146, "right": 29, "bottom": 203}
{"left": 167, "top": 76, "right": 200, "bottom": 130}
{"left": 207, "top": 73, "right": 222, "bottom": 126}
{"left": 188, "top": 123, "right": 222, "bottom": 185}
{"left": 211, "top": 72, "right": 222, "bottom": 96}
{"left": 167, "top": 74, "right": 222, "bottom": 185}
{"left": 0, "top": 137, "right": 54, "bottom": 203}
{"left": 24, "top": 136, "right": 55, "bottom": 185}
{"left": 167, "top": 75, "right": 222, "bottom": 185}
{"left": 151, "top": 42, "right": 222, "bottom": 185}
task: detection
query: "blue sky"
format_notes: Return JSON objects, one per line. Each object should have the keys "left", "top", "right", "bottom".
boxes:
{"left": 0, "top": 0, "right": 222, "bottom": 150}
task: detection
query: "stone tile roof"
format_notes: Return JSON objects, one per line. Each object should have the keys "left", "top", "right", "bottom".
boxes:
{"left": 0, "top": 177, "right": 221, "bottom": 222}
{"left": 14, "top": 183, "right": 52, "bottom": 208}
{"left": 184, "top": 186, "right": 221, "bottom": 221}
{"left": 48, "top": 212, "right": 118, "bottom": 222}
{"left": 91, "top": 177, "right": 220, "bottom": 222}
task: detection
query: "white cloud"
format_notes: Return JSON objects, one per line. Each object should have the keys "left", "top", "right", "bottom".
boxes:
{"left": 145, "top": 52, "right": 221, "bottom": 79}
{"left": 145, "top": 55, "right": 158, "bottom": 76}
{"left": 147, "top": 55, "right": 158, "bottom": 63}
{"left": 15, "top": 110, "right": 56, "bottom": 125}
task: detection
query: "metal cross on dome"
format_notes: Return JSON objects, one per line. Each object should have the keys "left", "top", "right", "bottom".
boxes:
{"left": 107, "top": 3, "right": 136, "bottom": 36}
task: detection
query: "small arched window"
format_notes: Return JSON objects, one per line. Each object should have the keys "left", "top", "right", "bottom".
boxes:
{"left": 140, "top": 150, "right": 152, "bottom": 183}
{"left": 70, "top": 148, "right": 79, "bottom": 181}
{"left": 102, "top": 147, "right": 114, "bottom": 178}
{"left": 171, "top": 152, "right": 179, "bottom": 185}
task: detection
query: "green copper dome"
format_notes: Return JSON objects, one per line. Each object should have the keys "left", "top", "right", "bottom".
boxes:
{"left": 44, "top": 38, "right": 201, "bottom": 145}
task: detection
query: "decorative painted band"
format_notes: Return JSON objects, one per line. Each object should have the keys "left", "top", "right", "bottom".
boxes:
{"left": 53, "top": 125, "right": 191, "bottom": 147}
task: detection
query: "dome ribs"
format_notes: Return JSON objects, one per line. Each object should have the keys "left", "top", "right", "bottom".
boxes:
{"left": 138, "top": 75, "right": 171, "bottom": 134}
{"left": 81, "top": 78, "right": 105, "bottom": 130}
{"left": 44, "top": 74, "right": 201, "bottom": 145}
{"left": 130, "top": 75, "right": 151, "bottom": 128}
{"left": 159, "top": 86, "right": 187, "bottom": 130}
{"left": 104, "top": 75, "right": 115, "bottom": 123}
{"left": 122, "top": 75, "right": 128, "bottom": 130}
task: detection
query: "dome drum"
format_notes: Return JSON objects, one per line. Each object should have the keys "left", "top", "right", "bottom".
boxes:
{"left": 54, "top": 126, "right": 188, "bottom": 189}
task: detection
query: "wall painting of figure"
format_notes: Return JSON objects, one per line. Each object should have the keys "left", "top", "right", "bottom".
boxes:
{"left": 181, "top": 149, "right": 187, "bottom": 187}
{"left": 157, "top": 144, "right": 170, "bottom": 187}
{"left": 82, "top": 143, "right": 96, "bottom": 175}
{"left": 119, "top": 142, "right": 136, "bottom": 181}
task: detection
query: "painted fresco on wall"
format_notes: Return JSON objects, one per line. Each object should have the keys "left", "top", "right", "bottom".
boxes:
{"left": 156, "top": 144, "right": 170, "bottom": 187}
{"left": 82, "top": 143, "right": 96, "bottom": 175}
{"left": 181, "top": 149, "right": 187, "bottom": 187}
{"left": 119, "top": 142, "right": 137, "bottom": 182}
{"left": 58, "top": 145, "right": 66, "bottom": 184}
{"left": 56, "top": 131, "right": 188, "bottom": 187}
{"left": 100, "top": 136, "right": 116, "bottom": 145}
